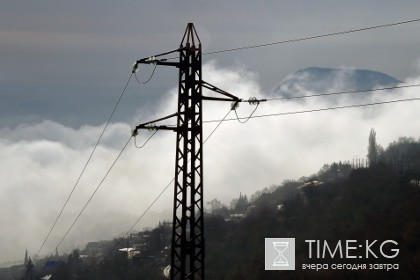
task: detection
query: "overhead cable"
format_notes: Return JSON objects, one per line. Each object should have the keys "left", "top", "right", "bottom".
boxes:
{"left": 204, "top": 97, "right": 420, "bottom": 123}
{"left": 100, "top": 108, "right": 233, "bottom": 261}
{"left": 134, "top": 64, "right": 158, "bottom": 85}
{"left": 34, "top": 73, "right": 134, "bottom": 262}
{"left": 45, "top": 136, "right": 133, "bottom": 263}
{"left": 265, "top": 83, "right": 420, "bottom": 101}
{"left": 204, "top": 18, "right": 420, "bottom": 56}
{"left": 134, "top": 130, "right": 158, "bottom": 149}
{"left": 160, "top": 18, "right": 420, "bottom": 62}
{"left": 233, "top": 100, "right": 261, "bottom": 124}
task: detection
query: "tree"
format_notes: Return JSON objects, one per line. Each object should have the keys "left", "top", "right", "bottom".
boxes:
{"left": 207, "top": 199, "right": 223, "bottom": 213}
{"left": 24, "top": 249, "right": 28, "bottom": 265}
{"left": 368, "top": 128, "right": 382, "bottom": 166}
{"left": 207, "top": 198, "right": 229, "bottom": 217}
{"left": 230, "top": 193, "right": 249, "bottom": 213}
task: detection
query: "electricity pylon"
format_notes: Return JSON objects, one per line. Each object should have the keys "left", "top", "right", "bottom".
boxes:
{"left": 133, "top": 23, "right": 240, "bottom": 280}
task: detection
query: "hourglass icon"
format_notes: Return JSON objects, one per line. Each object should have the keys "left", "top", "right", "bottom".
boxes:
{"left": 272, "top": 241, "right": 289, "bottom": 266}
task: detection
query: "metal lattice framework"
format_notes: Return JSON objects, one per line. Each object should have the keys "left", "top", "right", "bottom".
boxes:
{"left": 171, "top": 24, "right": 204, "bottom": 280}
{"left": 133, "top": 23, "right": 239, "bottom": 280}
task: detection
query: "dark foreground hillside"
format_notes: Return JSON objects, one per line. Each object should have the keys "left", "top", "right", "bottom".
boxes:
{"left": 205, "top": 165, "right": 420, "bottom": 280}
{"left": 7, "top": 138, "right": 420, "bottom": 280}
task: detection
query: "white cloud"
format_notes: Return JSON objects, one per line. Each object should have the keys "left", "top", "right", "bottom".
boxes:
{"left": 1, "top": 62, "right": 420, "bottom": 264}
{"left": 0, "top": 121, "right": 175, "bottom": 264}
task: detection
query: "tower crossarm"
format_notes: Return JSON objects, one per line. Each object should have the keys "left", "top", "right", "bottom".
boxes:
{"left": 132, "top": 113, "right": 179, "bottom": 135}
{"left": 201, "top": 81, "right": 241, "bottom": 102}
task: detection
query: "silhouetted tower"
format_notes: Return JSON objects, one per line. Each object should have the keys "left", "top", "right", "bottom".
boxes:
{"left": 169, "top": 24, "right": 205, "bottom": 280}
{"left": 133, "top": 23, "right": 240, "bottom": 280}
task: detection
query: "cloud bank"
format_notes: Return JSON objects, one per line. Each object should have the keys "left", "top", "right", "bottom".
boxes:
{"left": 1, "top": 62, "right": 420, "bottom": 264}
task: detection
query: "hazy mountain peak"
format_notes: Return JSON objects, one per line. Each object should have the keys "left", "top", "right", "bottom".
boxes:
{"left": 274, "top": 67, "right": 402, "bottom": 99}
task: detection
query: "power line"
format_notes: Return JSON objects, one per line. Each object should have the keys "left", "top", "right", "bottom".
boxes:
{"left": 134, "top": 130, "right": 158, "bottom": 149}
{"left": 50, "top": 136, "right": 133, "bottom": 258}
{"left": 204, "top": 97, "right": 420, "bottom": 123}
{"left": 134, "top": 64, "right": 158, "bottom": 84}
{"left": 100, "top": 109, "right": 233, "bottom": 261}
{"left": 100, "top": 177, "right": 174, "bottom": 263}
{"left": 35, "top": 62, "right": 157, "bottom": 261}
{"left": 136, "top": 85, "right": 420, "bottom": 127}
{"left": 203, "top": 18, "right": 420, "bottom": 56}
{"left": 234, "top": 102, "right": 260, "bottom": 123}
{"left": 265, "top": 83, "right": 420, "bottom": 101}
{"left": 158, "top": 17, "right": 420, "bottom": 63}
{"left": 203, "top": 108, "right": 232, "bottom": 143}
{"left": 116, "top": 108, "right": 231, "bottom": 244}
{"left": 32, "top": 15, "right": 420, "bottom": 265}
{"left": 34, "top": 73, "right": 134, "bottom": 262}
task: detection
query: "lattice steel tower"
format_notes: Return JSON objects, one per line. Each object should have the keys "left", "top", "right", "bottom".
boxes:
{"left": 170, "top": 23, "right": 204, "bottom": 280}
{"left": 133, "top": 23, "right": 239, "bottom": 280}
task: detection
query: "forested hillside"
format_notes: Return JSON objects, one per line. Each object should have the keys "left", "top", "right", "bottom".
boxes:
{"left": 205, "top": 165, "right": 419, "bottom": 279}
{"left": 7, "top": 136, "right": 420, "bottom": 280}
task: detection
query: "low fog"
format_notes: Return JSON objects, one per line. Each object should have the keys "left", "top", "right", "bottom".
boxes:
{"left": 1, "top": 61, "right": 420, "bottom": 265}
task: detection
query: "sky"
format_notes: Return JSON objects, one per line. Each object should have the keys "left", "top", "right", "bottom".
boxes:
{"left": 1, "top": 0, "right": 420, "bottom": 265}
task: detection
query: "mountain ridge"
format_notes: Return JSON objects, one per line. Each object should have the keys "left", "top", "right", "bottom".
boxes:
{"left": 273, "top": 67, "right": 402, "bottom": 99}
